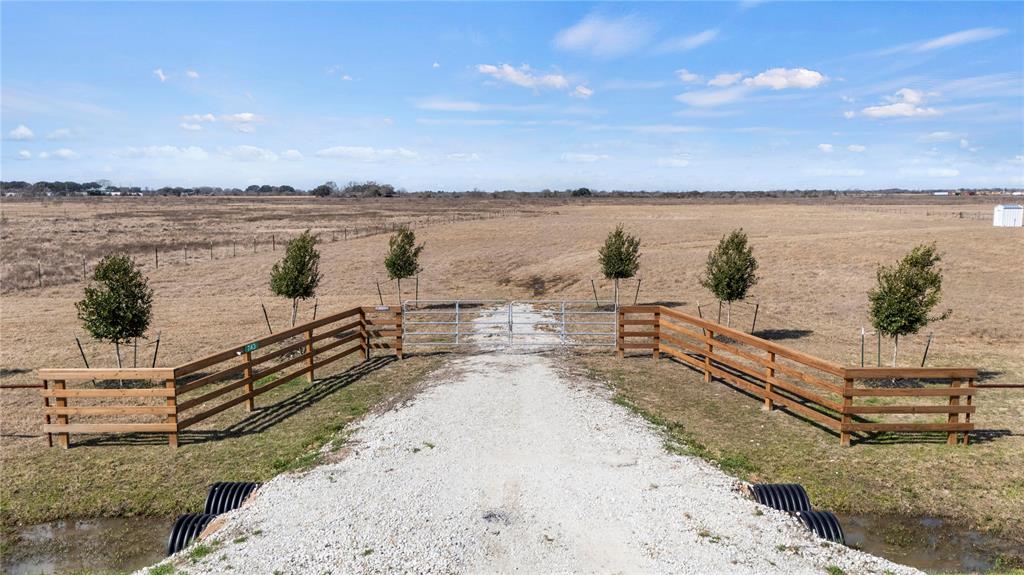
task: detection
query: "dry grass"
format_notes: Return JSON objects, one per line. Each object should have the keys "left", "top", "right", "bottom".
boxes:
{"left": 1, "top": 195, "right": 1021, "bottom": 533}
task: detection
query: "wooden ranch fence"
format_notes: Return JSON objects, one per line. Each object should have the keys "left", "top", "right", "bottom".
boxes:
{"left": 38, "top": 305, "right": 402, "bottom": 449}
{"left": 617, "top": 305, "right": 980, "bottom": 446}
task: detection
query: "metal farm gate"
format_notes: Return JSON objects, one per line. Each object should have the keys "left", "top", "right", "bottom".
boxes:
{"left": 401, "top": 300, "right": 617, "bottom": 350}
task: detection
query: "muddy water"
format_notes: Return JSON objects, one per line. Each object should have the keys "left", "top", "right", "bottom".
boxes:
{"left": 840, "top": 514, "right": 1024, "bottom": 573}
{"left": 3, "top": 514, "right": 1022, "bottom": 574}
{"left": 2, "top": 517, "right": 169, "bottom": 575}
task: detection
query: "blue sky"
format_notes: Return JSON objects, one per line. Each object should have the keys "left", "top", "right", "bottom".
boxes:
{"left": 2, "top": 1, "right": 1022, "bottom": 191}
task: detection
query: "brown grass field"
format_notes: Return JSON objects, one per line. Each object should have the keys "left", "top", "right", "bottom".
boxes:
{"left": 1, "top": 195, "right": 1022, "bottom": 550}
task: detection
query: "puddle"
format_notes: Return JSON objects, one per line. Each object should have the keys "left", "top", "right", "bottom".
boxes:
{"left": 4, "top": 513, "right": 1022, "bottom": 574}
{"left": 839, "top": 514, "right": 1024, "bottom": 574}
{"left": 2, "top": 517, "right": 169, "bottom": 575}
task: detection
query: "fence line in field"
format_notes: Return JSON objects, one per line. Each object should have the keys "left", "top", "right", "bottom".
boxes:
{"left": 1, "top": 209, "right": 533, "bottom": 292}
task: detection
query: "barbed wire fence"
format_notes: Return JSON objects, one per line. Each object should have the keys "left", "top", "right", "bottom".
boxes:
{"left": 0, "top": 208, "right": 533, "bottom": 293}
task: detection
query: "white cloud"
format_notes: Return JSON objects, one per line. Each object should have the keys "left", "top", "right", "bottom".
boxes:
{"left": 675, "top": 69, "right": 701, "bottom": 83}
{"left": 708, "top": 72, "right": 742, "bottom": 87}
{"left": 561, "top": 152, "right": 609, "bottom": 163}
{"left": 220, "top": 145, "right": 278, "bottom": 162}
{"left": 39, "top": 148, "right": 77, "bottom": 160}
{"left": 960, "top": 138, "right": 980, "bottom": 152}
{"left": 920, "top": 131, "right": 958, "bottom": 142}
{"left": 659, "top": 29, "right": 719, "bottom": 52}
{"left": 572, "top": 85, "right": 594, "bottom": 99}
{"left": 861, "top": 89, "right": 940, "bottom": 118}
{"left": 818, "top": 144, "right": 834, "bottom": 153}
{"left": 281, "top": 149, "right": 303, "bottom": 161}
{"left": 153, "top": 68, "right": 168, "bottom": 82}
{"left": 186, "top": 69, "right": 200, "bottom": 79}
{"left": 8, "top": 124, "right": 34, "bottom": 140}
{"left": 1009, "top": 155, "right": 1024, "bottom": 165}
{"left": 114, "top": 145, "right": 209, "bottom": 160}
{"left": 843, "top": 110, "right": 856, "bottom": 119}
{"left": 915, "top": 27, "right": 1008, "bottom": 52}
{"left": 446, "top": 152, "right": 480, "bottom": 162}
{"left": 901, "top": 167, "right": 960, "bottom": 177}
{"left": 476, "top": 64, "right": 569, "bottom": 90}
{"left": 413, "top": 98, "right": 544, "bottom": 112}
{"left": 182, "top": 113, "right": 216, "bottom": 123}
{"left": 179, "top": 123, "right": 203, "bottom": 131}
{"left": 46, "top": 128, "right": 74, "bottom": 140}
{"left": 222, "top": 112, "right": 262, "bottom": 123}
{"left": 805, "top": 167, "right": 866, "bottom": 177}
{"left": 847, "top": 144, "right": 867, "bottom": 152}
{"left": 315, "top": 146, "right": 418, "bottom": 162}
{"left": 743, "top": 68, "right": 826, "bottom": 90}
{"left": 675, "top": 86, "right": 747, "bottom": 107}
{"left": 221, "top": 112, "right": 263, "bottom": 133}
{"left": 656, "top": 154, "right": 692, "bottom": 168}
{"left": 16, "top": 150, "right": 31, "bottom": 160}
{"left": 553, "top": 14, "right": 653, "bottom": 57}
{"left": 341, "top": 74, "right": 353, "bottom": 81}
{"left": 432, "top": 62, "right": 441, "bottom": 69}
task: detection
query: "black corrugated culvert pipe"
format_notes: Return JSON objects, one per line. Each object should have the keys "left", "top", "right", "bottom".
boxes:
{"left": 796, "top": 510, "right": 846, "bottom": 544}
{"left": 750, "top": 483, "right": 812, "bottom": 513}
{"left": 166, "top": 513, "right": 217, "bottom": 555}
{"left": 203, "top": 482, "right": 261, "bottom": 515}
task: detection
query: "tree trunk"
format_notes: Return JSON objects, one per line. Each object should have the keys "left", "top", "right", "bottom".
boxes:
{"left": 397, "top": 277, "right": 402, "bottom": 306}
{"left": 115, "top": 342, "right": 122, "bottom": 368}
{"left": 291, "top": 299, "right": 298, "bottom": 327}
{"left": 892, "top": 334, "right": 899, "bottom": 367}
{"left": 727, "top": 301, "right": 732, "bottom": 327}
{"left": 613, "top": 278, "right": 619, "bottom": 308}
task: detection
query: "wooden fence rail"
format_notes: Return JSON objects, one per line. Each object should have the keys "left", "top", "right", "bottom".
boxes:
{"left": 617, "top": 305, "right": 980, "bottom": 446}
{"left": 38, "top": 305, "right": 403, "bottom": 448}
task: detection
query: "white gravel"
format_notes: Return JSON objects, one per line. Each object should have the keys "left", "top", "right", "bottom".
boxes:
{"left": 152, "top": 306, "right": 921, "bottom": 575}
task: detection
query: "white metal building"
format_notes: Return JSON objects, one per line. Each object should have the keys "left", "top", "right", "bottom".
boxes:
{"left": 993, "top": 204, "right": 1024, "bottom": 227}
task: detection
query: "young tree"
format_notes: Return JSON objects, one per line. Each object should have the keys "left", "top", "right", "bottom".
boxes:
{"left": 868, "top": 243, "right": 951, "bottom": 366}
{"left": 598, "top": 224, "right": 641, "bottom": 306}
{"left": 270, "top": 230, "right": 322, "bottom": 326}
{"left": 75, "top": 254, "right": 154, "bottom": 367}
{"left": 384, "top": 226, "right": 424, "bottom": 303}
{"left": 700, "top": 228, "right": 759, "bottom": 326}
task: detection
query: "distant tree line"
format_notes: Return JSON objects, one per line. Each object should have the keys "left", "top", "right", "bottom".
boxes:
{"left": 2, "top": 179, "right": 1019, "bottom": 199}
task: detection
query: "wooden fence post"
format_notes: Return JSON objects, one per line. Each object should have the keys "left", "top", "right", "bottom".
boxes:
{"left": 305, "top": 329, "right": 315, "bottom": 383}
{"left": 948, "top": 378, "right": 961, "bottom": 445}
{"left": 704, "top": 330, "right": 714, "bottom": 383}
{"left": 166, "top": 377, "right": 178, "bottom": 449}
{"left": 763, "top": 351, "right": 775, "bottom": 411}
{"left": 652, "top": 310, "right": 660, "bottom": 360}
{"left": 42, "top": 380, "right": 53, "bottom": 447}
{"left": 964, "top": 377, "right": 974, "bottom": 445}
{"left": 394, "top": 308, "right": 404, "bottom": 360}
{"left": 616, "top": 308, "right": 624, "bottom": 358}
{"left": 840, "top": 377, "right": 853, "bottom": 447}
{"left": 243, "top": 351, "right": 254, "bottom": 412}
{"left": 54, "top": 379, "right": 69, "bottom": 448}
{"left": 359, "top": 309, "right": 368, "bottom": 362}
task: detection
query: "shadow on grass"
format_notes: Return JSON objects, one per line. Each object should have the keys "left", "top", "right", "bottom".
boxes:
{"left": 77, "top": 356, "right": 401, "bottom": 448}
{"left": 753, "top": 329, "right": 815, "bottom": 341}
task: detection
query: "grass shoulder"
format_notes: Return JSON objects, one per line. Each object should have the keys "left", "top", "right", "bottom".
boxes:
{"left": 1, "top": 354, "right": 442, "bottom": 545}
{"left": 579, "top": 354, "right": 1024, "bottom": 549}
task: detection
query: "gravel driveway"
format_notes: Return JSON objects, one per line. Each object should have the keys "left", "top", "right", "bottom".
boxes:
{"left": 152, "top": 306, "right": 919, "bottom": 575}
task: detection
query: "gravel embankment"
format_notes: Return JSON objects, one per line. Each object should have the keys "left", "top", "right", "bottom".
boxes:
{"left": 147, "top": 306, "right": 920, "bottom": 574}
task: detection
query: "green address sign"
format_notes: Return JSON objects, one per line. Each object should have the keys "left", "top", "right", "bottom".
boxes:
{"left": 242, "top": 342, "right": 260, "bottom": 353}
